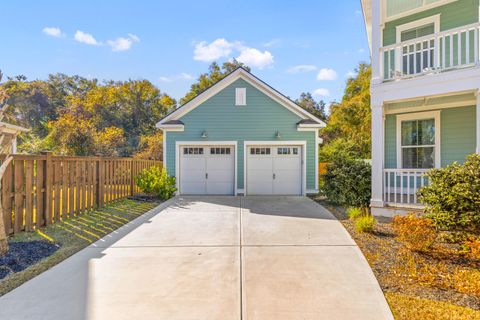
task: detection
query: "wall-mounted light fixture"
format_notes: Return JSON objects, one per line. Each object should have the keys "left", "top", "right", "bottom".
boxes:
{"left": 201, "top": 131, "right": 208, "bottom": 138}
{"left": 275, "top": 131, "right": 281, "bottom": 139}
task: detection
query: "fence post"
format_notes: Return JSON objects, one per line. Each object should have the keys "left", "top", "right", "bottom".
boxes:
{"left": 130, "top": 159, "right": 135, "bottom": 196}
{"left": 42, "top": 151, "right": 53, "bottom": 225}
{"left": 97, "top": 157, "right": 104, "bottom": 208}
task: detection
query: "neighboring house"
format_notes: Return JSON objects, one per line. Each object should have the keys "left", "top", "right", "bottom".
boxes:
{"left": 361, "top": 0, "right": 480, "bottom": 216}
{"left": 156, "top": 68, "right": 325, "bottom": 196}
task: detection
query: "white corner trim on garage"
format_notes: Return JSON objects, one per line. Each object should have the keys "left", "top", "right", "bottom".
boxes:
{"left": 244, "top": 140, "right": 307, "bottom": 196}
{"left": 175, "top": 141, "right": 238, "bottom": 195}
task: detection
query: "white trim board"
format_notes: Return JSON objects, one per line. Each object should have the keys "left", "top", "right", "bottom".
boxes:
{"left": 395, "top": 110, "right": 441, "bottom": 169}
{"left": 156, "top": 68, "right": 326, "bottom": 128}
{"left": 243, "top": 140, "right": 308, "bottom": 196}
{"left": 175, "top": 141, "right": 238, "bottom": 195}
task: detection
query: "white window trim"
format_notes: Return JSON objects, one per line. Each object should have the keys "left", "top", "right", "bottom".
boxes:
{"left": 235, "top": 87, "right": 246, "bottom": 106}
{"left": 395, "top": 14, "right": 440, "bottom": 44}
{"left": 396, "top": 110, "right": 441, "bottom": 169}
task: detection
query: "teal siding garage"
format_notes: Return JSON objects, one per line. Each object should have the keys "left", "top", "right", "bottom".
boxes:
{"left": 157, "top": 68, "right": 325, "bottom": 196}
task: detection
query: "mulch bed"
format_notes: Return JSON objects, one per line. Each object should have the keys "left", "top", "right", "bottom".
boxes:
{"left": 127, "top": 194, "right": 161, "bottom": 202}
{"left": 0, "top": 241, "right": 59, "bottom": 280}
{"left": 314, "top": 198, "right": 480, "bottom": 311}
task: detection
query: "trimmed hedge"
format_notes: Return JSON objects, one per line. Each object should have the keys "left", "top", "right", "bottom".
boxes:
{"left": 419, "top": 154, "right": 480, "bottom": 232}
{"left": 323, "top": 158, "right": 371, "bottom": 208}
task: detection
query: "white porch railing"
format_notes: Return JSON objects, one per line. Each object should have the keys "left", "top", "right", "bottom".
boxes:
{"left": 383, "top": 169, "right": 430, "bottom": 207}
{"left": 381, "top": 22, "right": 480, "bottom": 80}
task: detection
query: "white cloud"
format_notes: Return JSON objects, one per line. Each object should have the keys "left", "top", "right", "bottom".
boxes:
{"left": 264, "top": 38, "right": 282, "bottom": 48}
{"left": 107, "top": 34, "right": 139, "bottom": 52}
{"left": 346, "top": 70, "right": 357, "bottom": 78}
{"left": 128, "top": 33, "right": 140, "bottom": 42}
{"left": 159, "top": 73, "right": 195, "bottom": 82}
{"left": 317, "top": 68, "right": 337, "bottom": 81}
{"left": 355, "top": 10, "right": 362, "bottom": 16}
{"left": 287, "top": 65, "right": 317, "bottom": 74}
{"left": 193, "top": 38, "right": 275, "bottom": 69}
{"left": 42, "top": 27, "right": 63, "bottom": 38}
{"left": 313, "top": 88, "right": 330, "bottom": 97}
{"left": 236, "top": 48, "right": 274, "bottom": 69}
{"left": 74, "top": 30, "right": 100, "bottom": 45}
{"left": 358, "top": 48, "right": 365, "bottom": 53}
{"left": 193, "top": 38, "right": 236, "bottom": 62}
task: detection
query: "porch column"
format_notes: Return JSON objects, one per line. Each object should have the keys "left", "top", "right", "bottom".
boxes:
{"left": 477, "top": 90, "right": 480, "bottom": 153}
{"left": 371, "top": 103, "right": 384, "bottom": 208}
{"left": 370, "top": 0, "right": 383, "bottom": 84}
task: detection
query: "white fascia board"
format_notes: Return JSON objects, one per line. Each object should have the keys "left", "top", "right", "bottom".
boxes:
{"left": 297, "top": 123, "right": 325, "bottom": 129}
{"left": 156, "top": 68, "right": 325, "bottom": 127}
{"left": 157, "top": 124, "right": 184, "bottom": 131}
{"left": 371, "top": 66, "right": 480, "bottom": 105}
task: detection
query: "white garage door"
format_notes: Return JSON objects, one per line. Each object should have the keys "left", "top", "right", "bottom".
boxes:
{"left": 179, "top": 146, "right": 235, "bottom": 195}
{"left": 246, "top": 145, "right": 302, "bottom": 195}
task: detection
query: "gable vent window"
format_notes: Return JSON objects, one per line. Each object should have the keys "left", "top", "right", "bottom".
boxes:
{"left": 235, "top": 88, "right": 246, "bottom": 106}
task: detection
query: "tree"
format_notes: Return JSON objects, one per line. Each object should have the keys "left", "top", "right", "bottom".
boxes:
{"left": 135, "top": 131, "right": 164, "bottom": 160}
{"left": 295, "top": 92, "right": 327, "bottom": 121}
{"left": 180, "top": 60, "right": 250, "bottom": 105}
{"left": 319, "top": 63, "right": 371, "bottom": 161}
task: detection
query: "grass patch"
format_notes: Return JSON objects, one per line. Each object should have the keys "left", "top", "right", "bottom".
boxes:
{"left": 0, "top": 199, "right": 160, "bottom": 296}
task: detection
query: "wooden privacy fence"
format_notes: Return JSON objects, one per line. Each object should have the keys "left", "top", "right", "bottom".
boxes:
{"left": 1, "top": 153, "right": 162, "bottom": 235}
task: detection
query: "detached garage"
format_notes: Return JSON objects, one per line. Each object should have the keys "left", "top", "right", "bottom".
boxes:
{"left": 157, "top": 68, "right": 325, "bottom": 196}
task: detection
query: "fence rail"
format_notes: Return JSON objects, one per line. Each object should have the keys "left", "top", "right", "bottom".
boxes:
{"left": 1, "top": 153, "right": 162, "bottom": 235}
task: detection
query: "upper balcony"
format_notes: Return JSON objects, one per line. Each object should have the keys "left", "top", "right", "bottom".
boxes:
{"left": 381, "top": 22, "right": 480, "bottom": 81}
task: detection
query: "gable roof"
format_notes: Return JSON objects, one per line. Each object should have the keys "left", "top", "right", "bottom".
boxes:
{"left": 156, "top": 68, "right": 326, "bottom": 128}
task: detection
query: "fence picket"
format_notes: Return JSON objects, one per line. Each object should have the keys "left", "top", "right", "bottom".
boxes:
{"left": 0, "top": 155, "right": 161, "bottom": 235}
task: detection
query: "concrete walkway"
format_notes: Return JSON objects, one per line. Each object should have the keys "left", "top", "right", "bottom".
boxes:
{"left": 0, "top": 196, "right": 393, "bottom": 320}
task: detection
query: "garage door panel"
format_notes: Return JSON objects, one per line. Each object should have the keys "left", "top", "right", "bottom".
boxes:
{"left": 247, "top": 182, "right": 273, "bottom": 195}
{"left": 247, "top": 145, "right": 302, "bottom": 196}
{"left": 181, "top": 182, "right": 206, "bottom": 195}
{"left": 273, "top": 182, "right": 301, "bottom": 195}
{"left": 179, "top": 145, "right": 234, "bottom": 195}
{"left": 207, "top": 182, "right": 234, "bottom": 195}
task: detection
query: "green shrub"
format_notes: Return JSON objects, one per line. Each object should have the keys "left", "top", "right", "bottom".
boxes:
{"left": 418, "top": 154, "right": 480, "bottom": 232}
{"left": 323, "top": 157, "right": 371, "bottom": 207}
{"left": 135, "top": 166, "right": 177, "bottom": 200}
{"left": 347, "top": 207, "right": 364, "bottom": 221}
{"left": 354, "top": 215, "right": 376, "bottom": 233}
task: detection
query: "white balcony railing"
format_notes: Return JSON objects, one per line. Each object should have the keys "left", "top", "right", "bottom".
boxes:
{"left": 381, "top": 22, "right": 480, "bottom": 80}
{"left": 383, "top": 169, "right": 430, "bottom": 207}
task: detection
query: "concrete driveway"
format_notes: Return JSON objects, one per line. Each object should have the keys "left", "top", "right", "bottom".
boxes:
{"left": 0, "top": 196, "right": 393, "bottom": 320}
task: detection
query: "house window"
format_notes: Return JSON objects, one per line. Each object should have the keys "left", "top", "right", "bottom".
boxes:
{"left": 399, "top": 117, "right": 437, "bottom": 168}
{"left": 396, "top": 15, "right": 439, "bottom": 75}
{"left": 210, "top": 147, "right": 231, "bottom": 155}
{"left": 183, "top": 147, "right": 204, "bottom": 155}
{"left": 250, "top": 147, "right": 270, "bottom": 155}
{"left": 235, "top": 88, "right": 246, "bottom": 106}
{"left": 277, "top": 147, "right": 299, "bottom": 155}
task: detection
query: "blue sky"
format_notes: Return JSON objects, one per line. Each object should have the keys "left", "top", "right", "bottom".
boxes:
{"left": 0, "top": 0, "right": 369, "bottom": 105}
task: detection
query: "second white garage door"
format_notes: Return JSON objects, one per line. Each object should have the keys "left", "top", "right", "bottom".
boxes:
{"left": 246, "top": 145, "right": 302, "bottom": 195}
{"left": 179, "top": 146, "right": 235, "bottom": 195}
